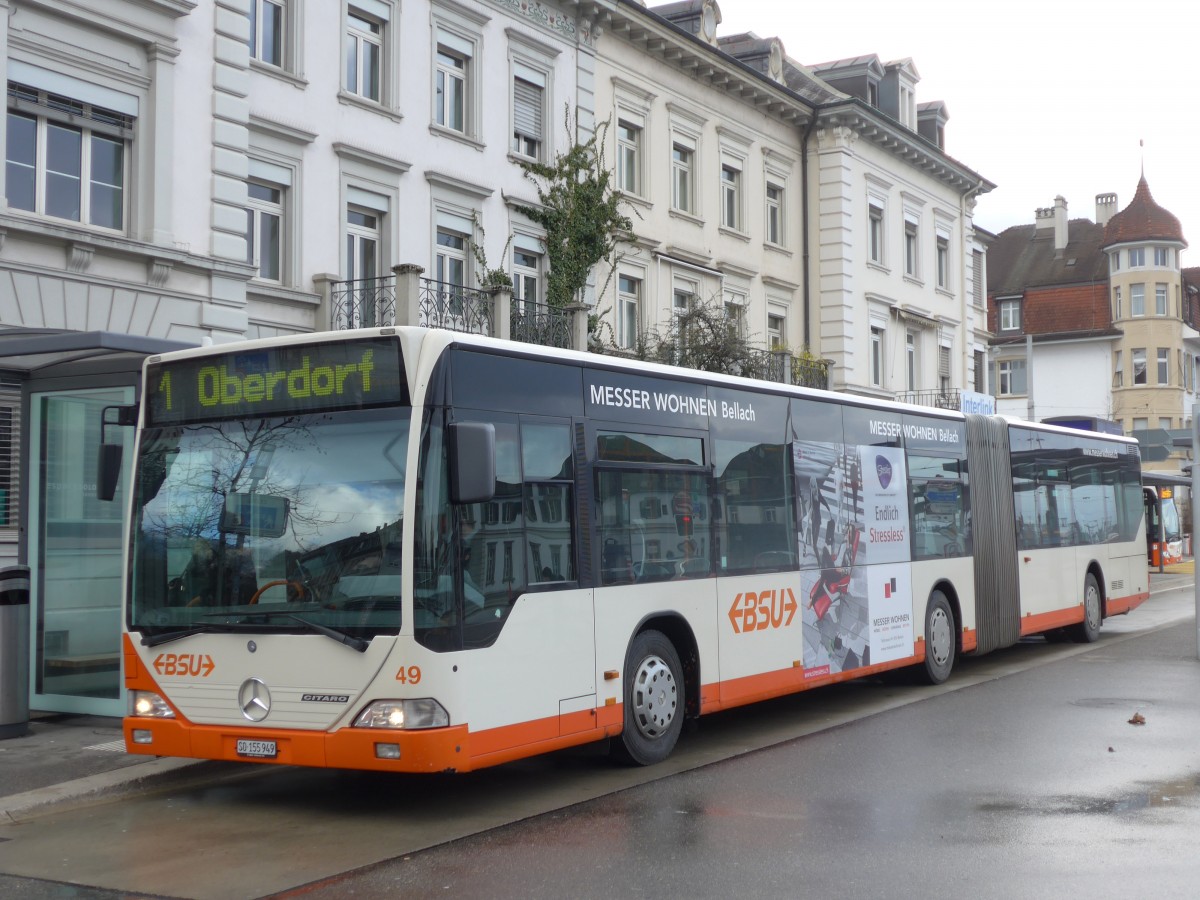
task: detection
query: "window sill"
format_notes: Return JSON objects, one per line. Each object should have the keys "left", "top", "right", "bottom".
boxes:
{"left": 618, "top": 191, "right": 653, "bottom": 211}
{"left": 250, "top": 59, "right": 309, "bottom": 90}
{"left": 867, "top": 260, "right": 889, "bottom": 275}
{"left": 718, "top": 225, "right": 750, "bottom": 243}
{"left": 246, "top": 280, "right": 321, "bottom": 308}
{"left": 903, "top": 274, "right": 925, "bottom": 288}
{"left": 429, "top": 123, "right": 486, "bottom": 151}
{"left": 508, "top": 150, "right": 541, "bottom": 167}
{"left": 765, "top": 242, "right": 792, "bottom": 258}
{"left": 337, "top": 90, "right": 403, "bottom": 123}
{"left": 669, "top": 208, "right": 704, "bottom": 228}
{"left": 935, "top": 287, "right": 955, "bottom": 300}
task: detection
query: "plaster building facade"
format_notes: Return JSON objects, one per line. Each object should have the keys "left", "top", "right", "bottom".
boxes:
{"left": 987, "top": 179, "right": 1200, "bottom": 472}
{"left": 0, "top": 0, "right": 995, "bottom": 717}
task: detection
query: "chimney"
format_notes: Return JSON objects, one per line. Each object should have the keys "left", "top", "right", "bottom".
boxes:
{"left": 1095, "top": 192, "right": 1117, "bottom": 226}
{"left": 1053, "top": 195, "right": 1068, "bottom": 253}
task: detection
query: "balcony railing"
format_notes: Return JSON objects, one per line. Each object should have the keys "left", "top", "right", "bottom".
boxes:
{"left": 895, "top": 388, "right": 962, "bottom": 411}
{"left": 744, "top": 347, "right": 831, "bottom": 391}
{"left": 511, "top": 301, "right": 572, "bottom": 349}
{"left": 331, "top": 276, "right": 397, "bottom": 330}
{"left": 418, "top": 279, "right": 494, "bottom": 335}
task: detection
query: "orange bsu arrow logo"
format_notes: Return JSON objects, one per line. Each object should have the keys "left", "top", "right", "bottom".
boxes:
{"left": 728, "top": 588, "right": 798, "bottom": 634}
{"left": 153, "top": 652, "right": 216, "bottom": 677}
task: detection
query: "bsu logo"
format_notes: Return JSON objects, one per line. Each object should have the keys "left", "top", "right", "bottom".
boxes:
{"left": 876, "top": 455, "right": 893, "bottom": 489}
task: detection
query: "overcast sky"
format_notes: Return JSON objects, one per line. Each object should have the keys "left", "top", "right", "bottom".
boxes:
{"left": 716, "top": 0, "right": 1199, "bottom": 248}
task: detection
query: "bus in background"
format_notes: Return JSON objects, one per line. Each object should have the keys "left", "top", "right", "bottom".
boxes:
{"left": 99, "top": 328, "right": 1149, "bottom": 774}
{"left": 1144, "top": 484, "right": 1183, "bottom": 567}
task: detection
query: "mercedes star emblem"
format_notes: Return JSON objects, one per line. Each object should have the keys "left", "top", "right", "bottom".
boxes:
{"left": 238, "top": 677, "right": 272, "bottom": 722}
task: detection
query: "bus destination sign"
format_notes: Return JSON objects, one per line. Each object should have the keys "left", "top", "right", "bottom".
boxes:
{"left": 146, "top": 338, "right": 406, "bottom": 425}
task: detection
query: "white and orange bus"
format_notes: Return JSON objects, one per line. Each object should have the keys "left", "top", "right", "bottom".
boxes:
{"left": 102, "top": 328, "right": 1149, "bottom": 772}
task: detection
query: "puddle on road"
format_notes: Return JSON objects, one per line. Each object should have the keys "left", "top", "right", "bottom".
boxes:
{"left": 978, "top": 772, "right": 1200, "bottom": 818}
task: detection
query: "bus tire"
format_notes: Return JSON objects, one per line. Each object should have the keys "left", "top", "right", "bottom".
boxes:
{"left": 612, "top": 629, "right": 684, "bottom": 766}
{"left": 1069, "top": 573, "right": 1102, "bottom": 643}
{"left": 920, "top": 590, "right": 956, "bottom": 685}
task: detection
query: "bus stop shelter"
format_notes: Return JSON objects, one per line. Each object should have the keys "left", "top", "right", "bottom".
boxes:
{"left": 0, "top": 328, "right": 194, "bottom": 717}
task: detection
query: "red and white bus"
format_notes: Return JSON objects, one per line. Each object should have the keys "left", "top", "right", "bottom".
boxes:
{"left": 104, "top": 328, "right": 1149, "bottom": 772}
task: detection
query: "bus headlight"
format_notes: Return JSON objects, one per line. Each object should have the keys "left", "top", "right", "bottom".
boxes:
{"left": 129, "top": 691, "right": 176, "bottom": 719}
{"left": 354, "top": 699, "right": 449, "bottom": 730}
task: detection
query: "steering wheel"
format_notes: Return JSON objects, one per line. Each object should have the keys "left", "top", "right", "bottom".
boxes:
{"left": 248, "top": 579, "right": 306, "bottom": 605}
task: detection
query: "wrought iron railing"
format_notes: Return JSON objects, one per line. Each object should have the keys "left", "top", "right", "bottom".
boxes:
{"left": 418, "top": 278, "right": 493, "bottom": 336}
{"left": 331, "top": 275, "right": 397, "bottom": 330}
{"left": 511, "top": 301, "right": 572, "bottom": 349}
{"left": 895, "top": 388, "right": 962, "bottom": 411}
{"left": 741, "top": 348, "right": 831, "bottom": 390}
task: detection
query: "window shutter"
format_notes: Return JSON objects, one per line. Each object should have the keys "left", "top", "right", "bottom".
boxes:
{"left": 513, "top": 78, "right": 542, "bottom": 141}
{"left": 0, "top": 374, "right": 21, "bottom": 531}
{"left": 938, "top": 346, "right": 951, "bottom": 378}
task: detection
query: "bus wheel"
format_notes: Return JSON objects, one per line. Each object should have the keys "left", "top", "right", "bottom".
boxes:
{"left": 920, "top": 591, "right": 956, "bottom": 685}
{"left": 612, "top": 630, "right": 684, "bottom": 766}
{"left": 1070, "top": 573, "right": 1102, "bottom": 643}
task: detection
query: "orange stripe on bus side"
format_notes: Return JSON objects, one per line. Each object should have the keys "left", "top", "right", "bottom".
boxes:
{"left": 1107, "top": 591, "right": 1149, "bottom": 616}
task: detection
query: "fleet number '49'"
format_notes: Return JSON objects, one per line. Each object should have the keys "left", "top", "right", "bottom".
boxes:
{"left": 395, "top": 665, "right": 422, "bottom": 684}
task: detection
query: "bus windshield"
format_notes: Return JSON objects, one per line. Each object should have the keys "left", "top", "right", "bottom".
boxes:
{"left": 127, "top": 409, "right": 409, "bottom": 641}
{"left": 1161, "top": 495, "right": 1181, "bottom": 541}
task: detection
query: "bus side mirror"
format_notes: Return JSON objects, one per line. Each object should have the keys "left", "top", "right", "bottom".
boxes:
{"left": 96, "top": 404, "right": 138, "bottom": 502}
{"left": 97, "top": 444, "right": 123, "bottom": 502}
{"left": 448, "top": 422, "right": 495, "bottom": 505}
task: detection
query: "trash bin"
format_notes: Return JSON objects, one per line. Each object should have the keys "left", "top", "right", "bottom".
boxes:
{"left": 0, "top": 565, "right": 30, "bottom": 740}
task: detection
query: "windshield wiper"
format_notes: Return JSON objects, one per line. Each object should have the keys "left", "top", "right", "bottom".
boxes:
{"left": 141, "top": 624, "right": 227, "bottom": 647}
{"left": 241, "top": 609, "right": 370, "bottom": 652}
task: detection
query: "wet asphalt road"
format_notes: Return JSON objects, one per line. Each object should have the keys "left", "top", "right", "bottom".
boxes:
{"left": 282, "top": 618, "right": 1200, "bottom": 899}
{"left": 0, "top": 580, "right": 1197, "bottom": 899}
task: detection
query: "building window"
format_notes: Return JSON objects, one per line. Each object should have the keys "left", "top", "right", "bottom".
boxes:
{"left": 973, "top": 349, "right": 985, "bottom": 392}
{"left": 436, "top": 46, "right": 467, "bottom": 132}
{"left": 1131, "top": 284, "right": 1145, "bottom": 317}
{"left": 1110, "top": 251, "right": 1120, "bottom": 273}
{"left": 618, "top": 274, "right": 641, "bottom": 350}
{"left": 436, "top": 225, "right": 469, "bottom": 288}
{"left": 768, "top": 312, "right": 785, "bottom": 350}
{"left": 1113, "top": 352, "right": 1123, "bottom": 387}
{"left": 725, "top": 291, "right": 746, "bottom": 339}
{"left": 936, "top": 235, "right": 950, "bottom": 289}
{"left": 346, "top": 206, "right": 379, "bottom": 281}
{"left": 1132, "top": 417, "right": 1148, "bottom": 432}
{"left": 904, "top": 219, "right": 919, "bottom": 277}
{"left": 512, "top": 247, "right": 540, "bottom": 311}
{"left": 1113, "top": 286, "right": 1122, "bottom": 320}
{"left": 6, "top": 82, "right": 131, "bottom": 231}
{"left": 512, "top": 71, "right": 545, "bottom": 160}
{"left": 906, "top": 332, "right": 917, "bottom": 391}
{"left": 1155, "top": 247, "right": 1171, "bottom": 267}
{"left": 671, "top": 141, "right": 693, "bottom": 213}
{"left": 870, "top": 326, "right": 884, "bottom": 387}
{"left": 766, "top": 182, "right": 783, "bottom": 245}
{"left": 245, "top": 180, "right": 283, "bottom": 281}
{"left": 720, "top": 163, "right": 741, "bottom": 230}
{"left": 869, "top": 204, "right": 884, "bottom": 264}
{"left": 1129, "top": 247, "right": 1145, "bottom": 267}
{"left": 997, "top": 359, "right": 1027, "bottom": 396}
{"left": 972, "top": 249, "right": 984, "bottom": 307}
{"left": 1132, "top": 348, "right": 1147, "bottom": 385}
{"left": 938, "top": 345, "right": 951, "bottom": 393}
{"left": 617, "top": 119, "right": 641, "bottom": 195}
{"left": 999, "top": 298, "right": 1021, "bottom": 332}
{"left": 1159, "top": 417, "right": 1172, "bottom": 430}
{"left": 1156, "top": 283, "right": 1168, "bottom": 316}
{"left": 346, "top": 9, "right": 382, "bottom": 102}
{"left": 250, "top": 0, "right": 285, "bottom": 67}
{"left": 1158, "top": 348, "right": 1169, "bottom": 385}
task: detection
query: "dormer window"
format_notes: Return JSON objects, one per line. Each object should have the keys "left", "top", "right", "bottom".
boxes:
{"left": 1128, "top": 247, "right": 1145, "bottom": 267}
{"left": 868, "top": 82, "right": 879, "bottom": 108}
{"left": 999, "top": 298, "right": 1021, "bottom": 332}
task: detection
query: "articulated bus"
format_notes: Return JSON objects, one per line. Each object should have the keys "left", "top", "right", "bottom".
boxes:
{"left": 104, "top": 328, "right": 1148, "bottom": 772}
{"left": 1144, "top": 484, "right": 1183, "bottom": 567}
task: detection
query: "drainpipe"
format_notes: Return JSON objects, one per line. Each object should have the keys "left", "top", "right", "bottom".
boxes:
{"left": 800, "top": 113, "right": 818, "bottom": 350}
